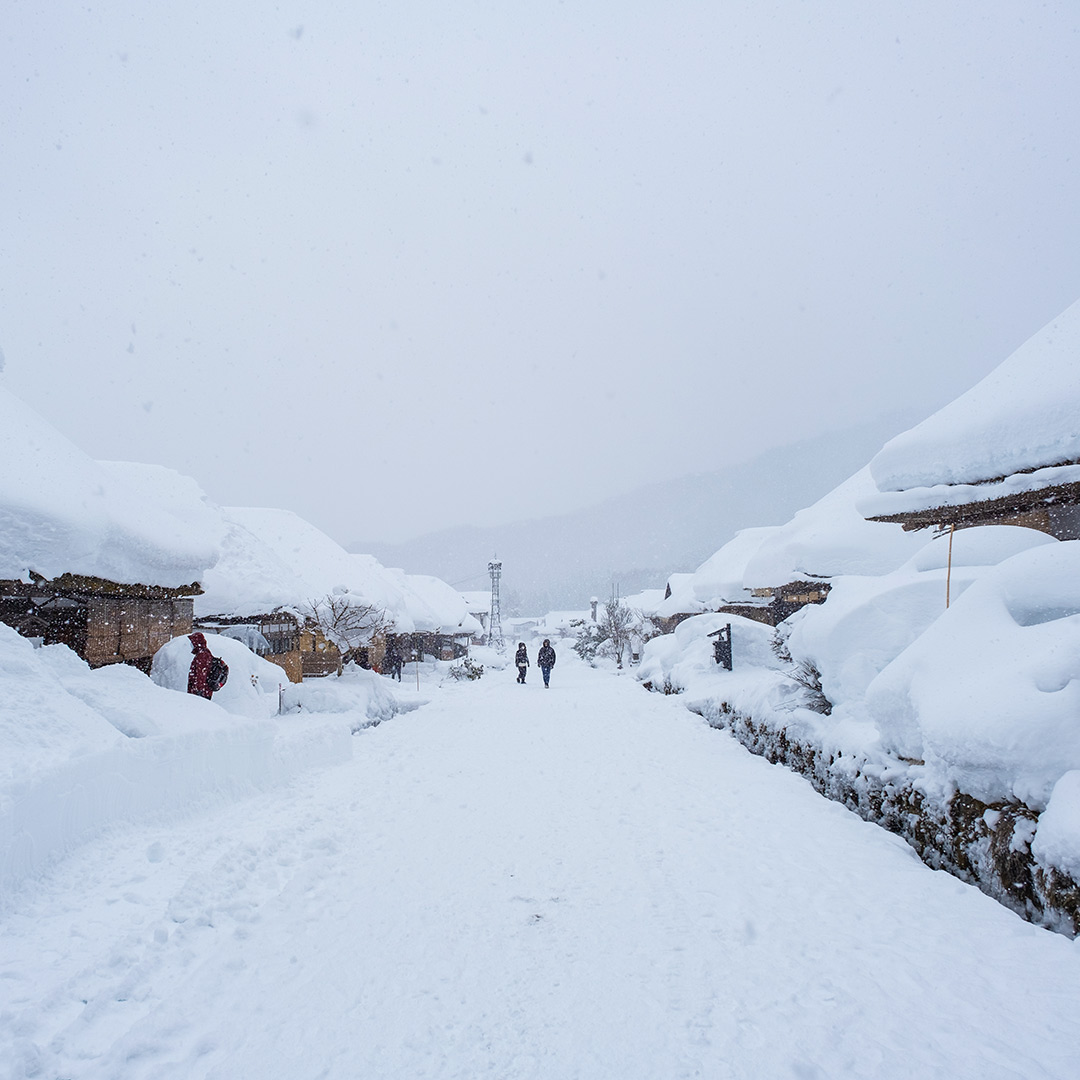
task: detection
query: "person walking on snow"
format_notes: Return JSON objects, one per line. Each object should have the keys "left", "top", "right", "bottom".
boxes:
{"left": 515, "top": 642, "right": 529, "bottom": 683}
{"left": 538, "top": 639, "right": 556, "bottom": 688}
{"left": 384, "top": 637, "right": 403, "bottom": 681}
{"left": 186, "top": 632, "right": 215, "bottom": 699}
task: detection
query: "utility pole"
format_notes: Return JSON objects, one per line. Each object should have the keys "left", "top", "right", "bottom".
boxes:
{"left": 487, "top": 559, "right": 505, "bottom": 652}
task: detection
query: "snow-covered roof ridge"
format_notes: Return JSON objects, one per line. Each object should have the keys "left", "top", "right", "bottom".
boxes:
{"left": 199, "top": 507, "right": 409, "bottom": 624}
{"left": 0, "top": 381, "right": 220, "bottom": 588}
{"left": 859, "top": 462, "right": 1080, "bottom": 521}
{"left": 866, "top": 298, "right": 1080, "bottom": 501}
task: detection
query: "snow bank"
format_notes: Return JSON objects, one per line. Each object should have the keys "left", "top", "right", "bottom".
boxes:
{"left": 866, "top": 297, "right": 1080, "bottom": 497}
{"left": 0, "top": 624, "right": 124, "bottom": 782}
{"left": 0, "top": 382, "right": 220, "bottom": 586}
{"left": 651, "top": 526, "right": 1078, "bottom": 813}
{"left": 152, "top": 634, "right": 401, "bottom": 728}
{"left": 0, "top": 622, "right": 410, "bottom": 902}
{"left": 642, "top": 461, "right": 1080, "bottom": 923}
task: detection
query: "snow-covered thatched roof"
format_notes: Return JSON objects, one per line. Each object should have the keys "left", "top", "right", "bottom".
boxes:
{"left": 860, "top": 298, "right": 1080, "bottom": 523}
{"left": 650, "top": 530, "right": 777, "bottom": 619}
{"left": 0, "top": 381, "right": 220, "bottom": 588}
{"left": 459, "top": 591, "right": 492, "bottom": 617}
{"left": 198, "top": 507, "right": 479, "bottom": 636}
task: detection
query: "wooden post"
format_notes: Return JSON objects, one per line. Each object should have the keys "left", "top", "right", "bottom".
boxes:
{"left": 946, "top": 523, "right": 956, "bottom": 609}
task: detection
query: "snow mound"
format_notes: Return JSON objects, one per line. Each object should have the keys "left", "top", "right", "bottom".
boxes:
{"left": 151, "top": 633, "right": 295, "bottom": 720}
{"left": 866, "top": 541, "right": 1080, "bottom": 808}
{"left": 785, "top": 526, "right": 1058, "bottom": 710}
{"left": 280, "top": 665, "right": 401, "bottom": 728}
{"left": 637, "top": 613, "right": 781, "bottom": 698}
{"left": 1033, "top": 771, "right": 1080, "bottom": 880}
{"left": 0, "top": 623, "right": 125, "bottom": 781}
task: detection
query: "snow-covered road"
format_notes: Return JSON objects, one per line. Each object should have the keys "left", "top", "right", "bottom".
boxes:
{"left": 4, "top": 654, "right": 1079, "bottom": 1079}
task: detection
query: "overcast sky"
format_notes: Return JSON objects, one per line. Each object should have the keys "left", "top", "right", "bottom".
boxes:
{"left": 3, "top": 2, "right": 1080, "bottom": 545}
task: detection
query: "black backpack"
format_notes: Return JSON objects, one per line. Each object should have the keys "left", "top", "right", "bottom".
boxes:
{"left": 207, "top": 654, "right": 229, "bottom": 692}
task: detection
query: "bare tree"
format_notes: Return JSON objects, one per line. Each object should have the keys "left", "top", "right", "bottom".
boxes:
{"left": 303, "top": 593, "right": 395, "bottom": 653}
{"left": 599, "top": 596, "right": 637, "bottom": 669}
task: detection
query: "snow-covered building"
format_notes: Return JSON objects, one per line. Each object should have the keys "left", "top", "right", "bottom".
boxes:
{"left": 637, "top": 304, "right": 1080, "bottom": 927}
{"left": 651, "top": 470, "right": 925, "bottom": 632}
{"left": 0, "top": 384, "right": 221, "bottom": 671}
{"left": 196, "top": 507, "right": 481, "bottom": 678}
{"left": 860, "top": 299, "right": 1080, "bottom": 538}
{"left": 741, "top": 468, "right": 925, "bottom": 623}
{"left": 649, "top": 530, "right": 778, "bottom": 631}
{"left": 459, "top": 590, "right": 491, "bottom": 643}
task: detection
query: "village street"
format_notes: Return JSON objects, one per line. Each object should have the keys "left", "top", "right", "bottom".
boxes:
{"left": 4, "top": 652, "right": 1079, "bottom": 1080}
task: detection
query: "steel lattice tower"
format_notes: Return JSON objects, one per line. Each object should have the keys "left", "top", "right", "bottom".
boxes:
{"left": 487, "top": 559, "right": 505, "bottom": 652}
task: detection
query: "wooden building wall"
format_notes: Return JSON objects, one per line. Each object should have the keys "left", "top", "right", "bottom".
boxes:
{"left": 85, "top": 596, "right": 193, "bottom": 670}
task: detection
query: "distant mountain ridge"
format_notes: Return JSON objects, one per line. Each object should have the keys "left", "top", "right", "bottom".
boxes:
{"left": 352, "top": 415, "right": 919, "bottom": 616}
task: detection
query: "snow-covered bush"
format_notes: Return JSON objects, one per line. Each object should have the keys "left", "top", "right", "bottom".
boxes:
{"left": 571, "top": 617, "right": 607, "bottom": 662}
{"left": 447, "top": 658, "right": 484, "bottom": 681}
{"left": 771, "top": 624, "right": 831, "bottom": 715}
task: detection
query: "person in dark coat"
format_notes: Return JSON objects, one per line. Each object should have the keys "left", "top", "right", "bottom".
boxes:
{"left": 537, "top": 639, "right": 556, "bottom": 688}
{"left": 187, "top": 632, "right": 215, "bottom": 699}
{"left": 515, "top": 642, "right": 529, "bottom": 683}
{"left": 384, "top": 637, "right": 403, "bottom": 681}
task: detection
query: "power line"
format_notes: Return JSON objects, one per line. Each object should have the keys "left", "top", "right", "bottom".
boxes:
{"left": 449, "top": 571, "right": 491, "bottom": 588}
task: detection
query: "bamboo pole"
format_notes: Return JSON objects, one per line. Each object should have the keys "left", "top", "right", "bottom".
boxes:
{"left": 945, "top": 523, "right": 956, "bottom": 609}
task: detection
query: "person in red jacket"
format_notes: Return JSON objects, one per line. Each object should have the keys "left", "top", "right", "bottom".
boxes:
{"left": 187, "top": 632, "right": 214, "bottom": 699}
